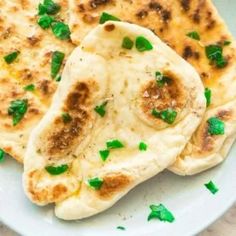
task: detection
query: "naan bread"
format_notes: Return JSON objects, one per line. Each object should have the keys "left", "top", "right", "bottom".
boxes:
{"left": 68, "top": 0, "right": 236, "bottom": 175}
{"left": 23, "top": 21, "right": 205, "bottom": 219}
{"left": 0, "top": 0, "right": 74, "bottom": 162}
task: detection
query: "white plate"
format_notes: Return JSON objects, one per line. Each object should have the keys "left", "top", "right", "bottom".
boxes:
{"left": 0, "top": 1, "right": 236, "bottom": 235}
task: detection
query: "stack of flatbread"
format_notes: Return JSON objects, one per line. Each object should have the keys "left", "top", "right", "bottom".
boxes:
{"left": 0, "top": 0, "right": 235, "bottom": 220}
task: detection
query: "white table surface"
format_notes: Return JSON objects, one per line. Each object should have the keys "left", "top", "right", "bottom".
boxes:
{"left": 1, "top": 203, "right": 235, "bottom": 236}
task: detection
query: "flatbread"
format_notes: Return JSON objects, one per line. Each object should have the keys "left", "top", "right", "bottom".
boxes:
{"left": 0, "top": 0, "right": 74, "bottom": 162}
{"left": 23, "top": 21, "right": 205, "bottom": 219}
{"left": 68, "top": 0, "right": 236, "bottom": 175}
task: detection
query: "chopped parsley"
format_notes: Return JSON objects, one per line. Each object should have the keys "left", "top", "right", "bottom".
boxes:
{"left": 117, "top": 226, "right": 126, "bottom": 231}
{"left": 4, "top": 51, "right": 20, "bottom": 64}
{"left": 148, "top": 204, "right": 175, "bottom": 222}
{"left": 8, "top": 99, "right": 28, "bottom": 126}
{"left": 99, "top": 149, "right": 110, "bottom": 161}
{"left": 55, "top": 74, "right": 62, "bottom": 82}
{"left": 51, "top": 22, "right": 71, "bottom": 40}
{"left": 152, "top": 108, "right": 177, "bottom": 124}
{"left": 223, "top": 40, "right": 231, "bottom": 46}
{"left": 205, "top": 44, "right": 227, "bottom": 68}
{"left": 51, "top": 51, "right": 65, "bottom": 79}
{"left": 207, "top": 117, "right": 225, "bottom": 135}
{"left": 24, "top": 84, "right": 35, "bottom": 92}
{"left": 205, "top": 181, "right": 219, "bottom": 194}
{"left": 186, "top": 31, "right": 200, "bottom": 41}
{"left": 0, "top": 149, "right": 5, "bottom": 163}
{"left": 204, "top": 88, "right": 211, "bottom": 107}
{"left": 135, "top": 36, "right": 153, "bottom": 52}
{"left": 61, "top": 112, "right": 72, "bottom": 123}
{"left": 139, "top": 142, "right": 147, "bottom": 151}
{"left": 38, "top": 15, "right": 54, "bottom": 29}
{"left": 122, "top": 37, "right": 134, "bottom": 50}
{"left": 155, "top": 71, "right": 171, "bottom": 87}
{"left": 94, "top": 101, "right": 108, "bottom": 117}
{"left": 106, "top": 139, "right": 124, "bottom": 149}
{"left": 87, "top": 177, "right": 103, "bottom": 190}
{"left": 38, "top": 0, "right": 61, "bottom": 15}
{"left": 45, "top": 164, "right": 69, "bottom": 175}
{"left": 99, "top": 12, "right": 120, "bottom": 24}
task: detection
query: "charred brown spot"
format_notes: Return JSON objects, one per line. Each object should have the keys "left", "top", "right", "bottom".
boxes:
{"left": 136, "top": 9, "right": 148, "bottom": 19}
{"left": 201, "top": 125, "right": 214, "bottom": 152}
{"left": 89, "top": 0, "right": 111, "bottom": 9}
{"left": 78, "top": 4, "right": 85, "bottom": 12}
{"left": 183, "top": 46, "right": 199, "bottom": 60}
{"left": 28, "top": 170, "right": 69, "bottom": 203}
{"left": 98, "top": 173, "right": 131, "bottom": 198}
{"left": 52, "top": 184, "right": 68, "bottom": 199}
{"left": 148, "top": 1, "right": 171, "bottom": 23}
{"left": 41, "top": 81, "right": 96, "bottom": 157}
{"left": 82, "top": 14, "right": 97, "bottom": 24}
{"left": 149, "top": 1, "right": 162, "bottom": 11}
{"left": 161, "top": 10, "right": 171, "bottom": 22}
{"left": 217, "top": 110, "right": 232, "bottom": 121}
{"left": 141, "top": 72, "right": 186, "bottom": 114}
{"left": 181, "top": 0, "right": 190, "bottom": 11}
{"left": 206, "top": 11, "right": 216, "bottom": 30}
{"left": 27, "top": 35, "right": 40, "bottom": 46}
{"left": 47, "top": 116, "right": 87, "bottom": 155}
{"left": 192, "top": 9, "right": 200, "bottom": 23}
{"left": 38, "top": 80, "right": 55, "bottom": 96}
{"left": 206, "top": 20, "right": 216, "bottom": 30}
{"left": 66, "top": 82, "right": 90, "bottom": 111}
{"left": 104, "top": 23, "right": 115, "bottom": 32}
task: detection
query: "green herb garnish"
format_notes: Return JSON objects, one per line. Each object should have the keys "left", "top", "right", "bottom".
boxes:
{"left": 205, "top": 44, "right": 227, "bottom": 68}
{"left": 155, "top": 71, "right": 171, "bottom": 87}
{"left": 152, "top": 108, "right": 177, "bottom": 124}
{"left": 94, "top": 101, "right": 107, "bottom": 117}
{"left": 55, "top": 74, "right": 62, "bottom": 82}
{"left": 87, "top": 177, "right": 103, "bottom": 190}
{"left": 99, "top": 149, "right": 110, "bottom": 161}
{"left": 148, "top": 204, "right": 175, "bottom": 222}
{"left": 106, "top": 139, "right": 124, "bottom": 149}
{"left": 38, "top": 14, "right": 54, "bottom": 29}
{"left": 45, "top": 164, "right": 69, "bottom": 175}
{"left": 204, "top": 88, "right": 211, "bottom": 107}
{"left": 117, "top": 226, "right": 126, "bottom": 230}
{"left": 24, "top": 84, "right": 35, "bottom": 92}
{"left": 51, "top": 51, "right": 65, "bottom": 79}
{"left": 135, "top": 36, "right": 153, "bottom": 52}
{"left": 4, "top": 51, "right": 20, "bottom": 64}
{"left": 223, "top": 40, "right": 231, "bottom": 46}
{"left": 139, "top": 142, "right": 147, "bottom": 151}
{"left": 51, "top": 22, "right": 71, "bottom": 40}
{"left": 38, "top": 0, "right": 61, "bottom": 15}
{"left": 99, "top": 12, "right": 120, "bottom": 24}
{"left": 122, "top": 37, "right": 134, "bottom": 50}
{"left": 0, "top": 149, "right": 5, "bottom": 163}
{"left": 186, "top": 31, "right": 200, "bottom": 41}
{"left": 207, "top": 117, "right": 225, "bottom": 135}
{"left": 61, "top": 112, "right": 72, "bottom": 123}
{"left": 8, "top": 99, "right": 28, "bottom": 126}
{"left": 205, "top": 181, "right": 219, "bottom": 194}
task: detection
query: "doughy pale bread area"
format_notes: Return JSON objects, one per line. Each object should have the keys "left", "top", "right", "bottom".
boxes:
{"left": 23, "top": 21, "right": 205, "bottom": 220}
{"left": 0, "top": 0, "right": 74, "bottom": 162}
{"left": 68, "top": 0, "right": 236, "bottom": 175}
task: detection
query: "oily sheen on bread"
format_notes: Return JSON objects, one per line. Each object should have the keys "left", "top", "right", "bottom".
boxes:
{"left": 0, "top": 0, "right": 74, "bottom": 162}
{"left": 68, "top": 0, "right": 236, "bottom": 175}
{"left": 23, "top": 21, "right": 205, "bottom": 220}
